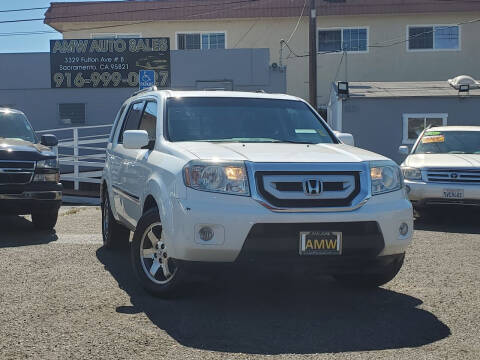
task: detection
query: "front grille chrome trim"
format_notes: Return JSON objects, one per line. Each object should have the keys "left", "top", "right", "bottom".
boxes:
{"left": 246, "top": 162, "right": 371, "bottom": 213}
{"left": 0, "top": 160, "right": 35, "bottom": 185}
{"left": 426, "top": 168, "right": 480, "bottom": 184}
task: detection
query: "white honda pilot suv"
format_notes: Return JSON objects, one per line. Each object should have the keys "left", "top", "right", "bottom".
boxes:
{"left": 101, "top": 89, "right": 413, "bottom": 296}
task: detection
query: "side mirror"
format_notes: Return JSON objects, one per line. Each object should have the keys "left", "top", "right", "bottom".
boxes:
{"left": 40, "top": 134, "right": 58, "bottom": 147}
{"left": 398, "top": 145, "right": 409, "bottom": 156}
{"left": 335, "top": 132, "right": 355, "bottom": 146}
{"left": 123, "top": 130, "right": 149, "bottom": 149}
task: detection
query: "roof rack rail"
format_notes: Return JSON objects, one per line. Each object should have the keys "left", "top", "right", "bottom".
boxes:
{"left": 132, "top": 85, "right": 158, "bottom": 96}
{"left": 256, "top": 89, "right": 266, "bottom": 93}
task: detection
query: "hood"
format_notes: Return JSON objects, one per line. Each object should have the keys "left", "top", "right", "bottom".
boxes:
{"left": 403, "top": 153, "right": 480, "bottom": 169}
{"left": 176, "top": 142, "right": 387, "bottom": 163}
{"left": 0, "top": 138, "right": 56, "bottom": 161}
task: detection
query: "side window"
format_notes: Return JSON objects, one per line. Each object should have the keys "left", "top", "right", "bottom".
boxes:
{"left": 138, "top": 101, "right": 158, "bottom": 141}
{"left": 109, "top": 104, "right": 126, "bottom": 143}
{"left": 118, "top": 101, "right": 145, "bottom": 143}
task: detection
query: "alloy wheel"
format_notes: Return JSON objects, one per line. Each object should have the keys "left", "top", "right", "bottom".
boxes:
{"left": 140, "top": 222, "right": 177, "bottom": 284}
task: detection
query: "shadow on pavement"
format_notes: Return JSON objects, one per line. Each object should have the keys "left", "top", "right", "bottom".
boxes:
{"left": 414, "top": 207, "right": 480, "bottom": 234}
{"left": 97, "top": 247, "right": 451, "bottom": 355}
{"left": 0, "top": 215, "right": 58, "bottom": 247}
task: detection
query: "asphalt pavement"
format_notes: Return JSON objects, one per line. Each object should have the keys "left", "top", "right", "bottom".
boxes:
{"left": 0, "top": 206, "right": 479, "bottom": 360}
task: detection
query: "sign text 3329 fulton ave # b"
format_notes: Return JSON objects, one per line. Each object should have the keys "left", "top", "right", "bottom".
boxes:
{"left": 50, "top": 38, "right": 171, "bottom": 89}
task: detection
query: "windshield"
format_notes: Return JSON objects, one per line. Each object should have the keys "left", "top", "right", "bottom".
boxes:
{"left": 0, "top": 111, "right": 37, "bottom": 143}
{"left": 166, "top": 97, "right": 336, "bottom": 144}
{"left": 414, "top": 130, "right": 480, "bottom": 154}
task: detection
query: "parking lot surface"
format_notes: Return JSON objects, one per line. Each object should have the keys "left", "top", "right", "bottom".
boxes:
{"left": 0, "top": 206, "right": 479, "bottom": 360}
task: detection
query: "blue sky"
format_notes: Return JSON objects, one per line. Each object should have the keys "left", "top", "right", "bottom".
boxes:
{"left": 0, "top": 0, "right": 118, "bottom": 53}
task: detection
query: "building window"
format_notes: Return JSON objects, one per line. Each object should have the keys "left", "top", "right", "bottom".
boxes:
{"left": 59, "top": 103, "right": 86, "bottom": 125}
{"left": 91, "top": 33, "right": 141, "bottom": 39}
{"left": 408, "top": 25, "right": 459, "bottom": 50}
{"left": 318, "top": 28, "right": 368, "bottom": 53}
{"left": 402, "top": 113, "right": 448, "bottom": 144}
{"left": 177, "top": 32, "right": 226, "bottom": 50}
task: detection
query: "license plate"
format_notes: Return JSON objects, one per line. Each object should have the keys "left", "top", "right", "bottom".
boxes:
{"left": 299, "top": 231, "right": 342, "bottom": 255}
{"left": 443, "top": 188, "right": 464, "bottom": 199}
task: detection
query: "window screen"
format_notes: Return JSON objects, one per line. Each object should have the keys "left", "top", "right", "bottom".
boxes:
{"left": 59, "top": 103, "right": 86, "bottom": 125}
{"left": 177, "top": 33, "right": 201, "bottom": 50}
{"left": 138, "top": 101, "right": 157, "bottom": 141}
{"left": 118, "top": 101, "right": 145, "bottom": 143}
{"left": 408, "top": 27, "right": 434, "bottom": 50}
{"left": 318, "top": 30, "right": 342, "bottom": 52}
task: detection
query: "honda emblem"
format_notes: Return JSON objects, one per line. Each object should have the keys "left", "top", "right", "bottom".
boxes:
{"left": 303, "top": 179, "right": 322, "bottom": 196}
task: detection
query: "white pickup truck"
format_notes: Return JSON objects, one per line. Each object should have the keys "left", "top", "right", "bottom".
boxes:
{"left": 101, "top": 89, "right": 413, "bottom": 296}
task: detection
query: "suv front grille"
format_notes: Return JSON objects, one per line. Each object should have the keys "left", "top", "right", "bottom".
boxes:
{"left": 0, "top": 161, "right": 35, "bottom": 185}
{"left": 427, "top": 169, "right": 480, "bottom": 184}
{"left": 255, "top": 171, "right": 361, "bottom": 208}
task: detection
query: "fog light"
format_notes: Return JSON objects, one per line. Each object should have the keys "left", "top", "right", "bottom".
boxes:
{"left": 199, "top": 226, "right": 214, "bottom": 241}
{"left": 399, "top": 223, "right": 409, "bottom": 236}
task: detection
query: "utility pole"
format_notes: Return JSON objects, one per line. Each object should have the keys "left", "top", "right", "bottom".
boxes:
{"left": 308, "top": 0, "right": 317, "bottom": 109}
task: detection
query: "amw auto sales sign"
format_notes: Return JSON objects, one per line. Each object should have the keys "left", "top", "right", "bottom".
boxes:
{"left": 50, "top": 38, "right": 170, "bottom": 89}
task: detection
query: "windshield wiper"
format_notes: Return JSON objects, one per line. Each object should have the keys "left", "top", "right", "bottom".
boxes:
{"left": 270, "top": 139, "right": 317, "bottom": 145}
{"left": 191, "top": 138, "right": 317, "bottom": 144}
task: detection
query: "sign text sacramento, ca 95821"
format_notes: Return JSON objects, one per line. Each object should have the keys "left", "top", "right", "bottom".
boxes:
{"left": 50, "top": 38, "right": 170, "bottom": 89}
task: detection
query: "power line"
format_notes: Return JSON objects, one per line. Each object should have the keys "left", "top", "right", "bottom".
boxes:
{"left": 0, "top": 7, "right": 48, "bottom": 13}
{"left": 284, "top": 0, "right": 307, "bottom": 45}
{"left": 333, "top": 51, "right": 345, "bottom": 82}
{"left": 233, "top": 19, "right": 259, "bottom": 48}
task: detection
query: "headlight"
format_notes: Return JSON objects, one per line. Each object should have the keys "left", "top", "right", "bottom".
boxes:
{"left": 34, "top": 173, "right": 59, "bottom": 182}
{"left": 401, "top": 167, "right": 422, "bottom": 180}
{"left": 370, "top": 161, "right": 403, "bottom": 195}
{"left": 37, "top": 158, "right": 58, "bottom": 169}
{"left": 183, "top": 161, "right": 250, "bottom": 196}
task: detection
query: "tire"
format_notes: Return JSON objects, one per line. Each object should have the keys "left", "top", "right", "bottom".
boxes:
{"left": 335, "top": 254, "right": 405, "bottom": 288}
{"left": 131, "top": 208, "right": 184, "bottom": 297}
{"left": 102, "top": 191, "right": 130, "bottom": 249}
{"left": 31, "top": 205, "right": 59, "bottom": 230}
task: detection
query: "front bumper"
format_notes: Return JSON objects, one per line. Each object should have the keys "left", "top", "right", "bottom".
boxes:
{"left": 166, "top": 189, "right": 413, "bottom": 263}
{"left": 0, "top": 183, "right": 62, "bottom": 215}
{"left": 405, "top": 180, "right": 480, "bottom": 207}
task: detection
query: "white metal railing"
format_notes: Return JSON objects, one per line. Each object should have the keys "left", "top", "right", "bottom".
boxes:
{"left": 37, "top": 124, "right": 112, "bottom": 190}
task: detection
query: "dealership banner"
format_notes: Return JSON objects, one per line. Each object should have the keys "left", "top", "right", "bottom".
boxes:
{"left": 50, "top": 38, "right": 170, "bottom": 89}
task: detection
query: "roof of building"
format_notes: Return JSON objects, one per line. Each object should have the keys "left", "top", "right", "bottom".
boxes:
{"left": 343, "top": 81, "right": 480, "bottom": 98}
{"left": 45, "top": 0, "right": 480, "bottom": 29}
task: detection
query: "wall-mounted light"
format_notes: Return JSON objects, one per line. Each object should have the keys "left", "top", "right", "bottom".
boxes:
{"left": 337, "top": 81, "right": 349, "bottom": 97}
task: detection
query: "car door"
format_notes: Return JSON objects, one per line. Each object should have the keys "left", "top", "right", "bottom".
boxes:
{"left": 122, "top": 100, "right": 158, "bottom": 224}
{"left": 107, "top": 103, "right": 127, "bottom": 217}
{"left": 112, "top": 100, "right": 145, "bottom": 226}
